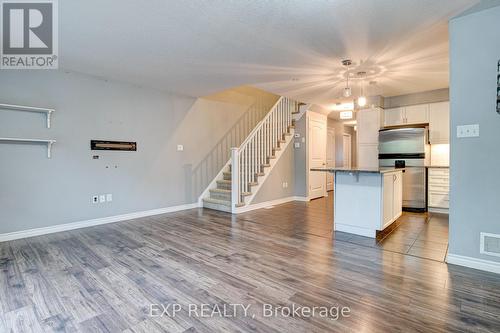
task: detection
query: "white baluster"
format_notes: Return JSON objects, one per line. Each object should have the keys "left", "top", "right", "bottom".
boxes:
{"left": 231, "top": 148, "right": 239, "bottom": 209}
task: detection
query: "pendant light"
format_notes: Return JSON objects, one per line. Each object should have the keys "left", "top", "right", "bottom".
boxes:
{"left": 341, "top": 59, "right": 352, "bottom": 98}
{"left": 357, "top": 71, "right": 367, "bottom": 107}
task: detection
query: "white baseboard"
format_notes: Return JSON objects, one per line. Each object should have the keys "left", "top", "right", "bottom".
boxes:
{"left": 335, "top": 223, "right": 376, "bottom": 238}
{"left": 447, "top": 253, "right": 500, "bottom": 274}
{"left": 235, "top": 196, "right": 307, "bottom": 213}
{"left": 293, "top": 196, "right": 310, "bottom": 202}
{"left": 428, "top": 207, "right": 449, "bottom": 214}
{"left": 0, "top": 202, "right": 199, "bottom": 242}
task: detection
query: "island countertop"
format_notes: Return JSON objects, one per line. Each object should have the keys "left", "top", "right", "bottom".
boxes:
{"left": 311, "top": 167, "right": 404, "bottom": 174}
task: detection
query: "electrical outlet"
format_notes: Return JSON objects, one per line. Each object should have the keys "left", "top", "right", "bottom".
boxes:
{"left": 106, "top": 194, "right": 113, "bottom": 202}
{"left": 457, "top": 124, "right": 480, "bottom": 138}
{"left": 99, "top": 195, "right": 106, "bottom": 203}
{"left": 92, "top": 196, "right": 98, "bottom": 204}
{"left": 177, "top": 144, "right": 184, "bottom": 151}
{"left": 294, "top": 133, "right": 300, "bottom": 138}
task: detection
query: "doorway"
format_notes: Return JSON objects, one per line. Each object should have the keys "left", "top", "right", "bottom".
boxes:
{"left": 308, "top": 112, "right": 327, "bottom": 200}
{"left": 343, "top": 133, "right": 352, "bottom": 168}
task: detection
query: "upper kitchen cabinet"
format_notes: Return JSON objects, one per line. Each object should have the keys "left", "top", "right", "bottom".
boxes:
{"left": 357, "top": 108, "right": 382, "bottom": 144}
{"left": 357, "top": 108, "right": 382, "bottom": 169}
{"left": 383, "top": 104, "right": 429, "bottom": 127}
{"left": 404, "top": 104, "right": 429, "bottom": 124}
{"left": 383, "top": 107, "right": 404, "bottom": 127}
{"left": 429, "top": 102, "right": 450, "bottom": 144}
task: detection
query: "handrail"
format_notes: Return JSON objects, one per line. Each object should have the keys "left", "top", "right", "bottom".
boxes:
{"left": 231, "top": 97, "right": 297, "bottom": 210}
{"left": 237, "top": 97, "right": 284, "bottom": 152}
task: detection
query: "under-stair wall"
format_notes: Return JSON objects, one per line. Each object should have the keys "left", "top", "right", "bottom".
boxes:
{"left": 201, "top": 97, "right": 308, "bottom": 213}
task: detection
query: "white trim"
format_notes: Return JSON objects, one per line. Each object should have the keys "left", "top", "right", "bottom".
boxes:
{"left": 480, "top": 232, "right": 500, "bottom": 258}
{"left": 428, "top": 207, "right": 449, "bottom": 214}
{"left": 293, "top": 196, "right": 310, "bottom": 202}
{"left": 446, "top": 253, "right": 500, "bottom": 274}
{"left": 335, "top": 223, "right": 376, "bottom": 238}
{"left": 0, "top": 203, "right": 199, "bottom": 242}
{"left": 235, "top": 196, "right": 306, "bottom": 213}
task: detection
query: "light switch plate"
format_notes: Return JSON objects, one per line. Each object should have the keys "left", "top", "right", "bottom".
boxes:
{"left": 457, "top": 124, "right": 480, "bottom": 138}
{"left": 301, "top": 137, "right": 306, "bottom": 143}
{"left": 294, "top": 142, "right": 300, "bottom": 148}
{"left": 106, "top": 194, "right": 113, "bottom": 202}
{"left": 99, "top": 195, "right": 106, "bottom": 203}
{"left": 177, "top": 145, "right": 184, "bottom": 151}
{"left": 294, "top": 133, "right": 300, "bottom": 138}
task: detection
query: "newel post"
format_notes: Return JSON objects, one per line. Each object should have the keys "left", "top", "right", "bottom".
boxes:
{"left": 231, "top": 147, "right": 239, "bottom": 212}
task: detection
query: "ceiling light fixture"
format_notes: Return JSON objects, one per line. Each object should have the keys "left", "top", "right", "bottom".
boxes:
{"left": 341, "top": 59, "right": 352, "bottom": 98}
{"left": 331, "top": 101, "right": 354, "bottom": 111}
{"left": 357, "top": 71, "right": 367, "bottom": 107}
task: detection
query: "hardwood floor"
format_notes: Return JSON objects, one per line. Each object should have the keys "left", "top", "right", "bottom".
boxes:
{"left": 1, "top": 197, "right": 500, "bottom": 332}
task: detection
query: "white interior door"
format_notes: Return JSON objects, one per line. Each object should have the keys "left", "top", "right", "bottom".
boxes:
{"left": 343, "top": 134, "right": 352, "bottom": 168}
{"left": 326, "top": 128, "right": 336, "bottom": 191}
{"left": 308, "top": 114, "right": 327, "bottom": 199}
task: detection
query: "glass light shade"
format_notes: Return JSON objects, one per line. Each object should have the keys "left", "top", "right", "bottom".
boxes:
{"left": 357, "top": 96, "right": 367, "bottom": 107}
{"left": 343, "top": 87, "right": 352, "bottom": 98}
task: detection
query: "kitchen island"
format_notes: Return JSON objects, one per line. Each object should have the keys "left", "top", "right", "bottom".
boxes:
{"left": 312, "top": 167, "right": 404, "bottom": 238}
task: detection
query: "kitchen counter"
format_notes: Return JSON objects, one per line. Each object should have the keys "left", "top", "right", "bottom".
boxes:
{"left": 313, "top": 168, "right": 404, "bottom": 238}
{"left": 311, "top": 167, "right": 404, "bottom": 174}
{"left": 426, "top": 166, "right": 449, "bottom": 168}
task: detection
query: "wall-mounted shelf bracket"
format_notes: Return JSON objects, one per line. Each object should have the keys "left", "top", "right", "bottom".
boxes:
{"left": 0, "top": 103, "right": 55, "bottom": 128}
{"left": 0, "top": 138, "right": 56, "bottom": 158}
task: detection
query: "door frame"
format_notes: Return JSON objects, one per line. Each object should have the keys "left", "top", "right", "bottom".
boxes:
{"left": 343, "top": 133, "right": 352, "bottom": 168}
{"left": 326, "top": 127, "right": 336, "bottom": 192}
{"left": 306, "top": 111, "right": 328, "bottom": 200}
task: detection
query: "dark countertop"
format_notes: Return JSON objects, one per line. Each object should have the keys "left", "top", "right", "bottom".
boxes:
{"left": 311, "top": 167, "right": 405, "bottom": 174}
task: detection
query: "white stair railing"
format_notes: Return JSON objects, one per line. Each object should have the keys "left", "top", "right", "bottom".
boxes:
{"left": 231, "top": 97, "right": 298, "bottom": 209}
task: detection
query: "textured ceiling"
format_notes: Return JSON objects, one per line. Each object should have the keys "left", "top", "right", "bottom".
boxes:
{"left": 59, "top": 0, "right": 477, "bottom": 108}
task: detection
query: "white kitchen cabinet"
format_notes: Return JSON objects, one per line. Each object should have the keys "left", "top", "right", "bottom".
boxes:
{"left": 382, "top": 171, "right": 403, "bottom": 229}
{"left": 428, "top": 167, "right": 450, "bottom": 213}
{"left": 357, "top": 108, "right": 381, "bottom": 169}
{"left": 357, "top": 108, "right": 382, "bottom": 144}
{"left": 357, "top": 144, "right": 379, "bottom": 169}
{"left": 429, "top": 102, "right": 450, "bottom": 144}
{"left": 404, "top": 104, "right": 429, "bottom": 124}
{"left": 333, "top": 169, "right": 404, "bottom": 238}
{"left": 383, "top": 104, "right": 430, "bottom": 127}
{"left": 383, "top": 107, "right": 405, "bottom": 127}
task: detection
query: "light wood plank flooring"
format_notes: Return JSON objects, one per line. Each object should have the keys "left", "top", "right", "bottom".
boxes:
{"left": 1, "top": 197, "right": 499, "bottom": 332}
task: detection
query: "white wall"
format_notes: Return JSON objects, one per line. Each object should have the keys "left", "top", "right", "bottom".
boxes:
{"left": 449, "top": 4, "right": 500, "bottom": 263}
{"left": 0, "top": 71, "right": 277, "bottom": 234}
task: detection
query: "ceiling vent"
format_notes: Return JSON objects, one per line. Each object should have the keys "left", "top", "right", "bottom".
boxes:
{"left": 480, "top": 232, "right": 500, "bottom": 257}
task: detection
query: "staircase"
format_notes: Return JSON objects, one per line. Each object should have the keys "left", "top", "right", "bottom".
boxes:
{"left": 201, "top": 97, "right": 305, "bottom": 213}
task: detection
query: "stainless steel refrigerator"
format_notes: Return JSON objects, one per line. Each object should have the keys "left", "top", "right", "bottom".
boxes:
{"left": 379, "top": 128, "right": 428, "bottom": 211}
